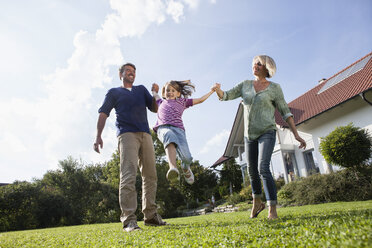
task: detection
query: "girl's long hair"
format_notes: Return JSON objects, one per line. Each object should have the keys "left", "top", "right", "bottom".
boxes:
{"left": 162, "top": 80, "right": 195, "bottom": 99}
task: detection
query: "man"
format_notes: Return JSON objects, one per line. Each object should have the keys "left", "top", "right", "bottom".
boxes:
{"left": 94, "top": 63, "right": 167, "bottom": 232}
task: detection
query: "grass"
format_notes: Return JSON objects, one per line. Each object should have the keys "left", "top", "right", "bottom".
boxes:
{"left": 1, "top": 200, "right": 371, "bottom": 247}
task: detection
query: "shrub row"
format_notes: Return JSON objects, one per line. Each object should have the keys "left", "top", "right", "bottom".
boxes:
{"left": 278, "top": 166, "right": 372, "bottom": 206}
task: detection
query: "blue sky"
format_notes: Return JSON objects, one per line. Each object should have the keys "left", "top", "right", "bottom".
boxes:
{"left": 0, "top": 0, "right": 371, "bottom": 183}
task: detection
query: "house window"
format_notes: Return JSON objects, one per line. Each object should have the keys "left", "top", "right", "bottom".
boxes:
{"left": 303, "top": 149, "right": 319, "bottom": 175}
{"left": 282, "top": 151, "right": 299, "bottom": 182}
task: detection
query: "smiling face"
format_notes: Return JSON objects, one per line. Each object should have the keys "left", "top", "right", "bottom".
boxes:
{"left": 164, "top": 83, "right": 181, "bottom": 100}
{"left": 252, "top": 55, "right": 276, "bottom": 79}
{"left": 252, "top": 60, "right": 269, "bottom": 79}
{"left": 122, "top": 65, "right": 136, "bottom": 84}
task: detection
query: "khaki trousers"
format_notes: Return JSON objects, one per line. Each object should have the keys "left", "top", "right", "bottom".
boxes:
{"left": 118, "top": 132, "right": 157, "bottom": 225}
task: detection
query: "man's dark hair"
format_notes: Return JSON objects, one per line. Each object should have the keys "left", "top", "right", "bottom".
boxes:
{"left": 119, "top": 63, "right": 136, "bottom": 75}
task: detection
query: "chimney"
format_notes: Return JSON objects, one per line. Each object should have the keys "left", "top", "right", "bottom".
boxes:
{"left": 318, "top": 78, "right": 327, "bottom": 84}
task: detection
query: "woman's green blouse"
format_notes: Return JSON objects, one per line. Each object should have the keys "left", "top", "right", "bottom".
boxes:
{"left": 222, "top": 80, "right": 293, "bottom": 140}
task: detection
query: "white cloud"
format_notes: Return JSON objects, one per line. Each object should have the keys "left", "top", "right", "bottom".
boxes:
{"left": 182, "top": 0, "right": 200, "bottom": 9}
{"left": 0, "top": 0, "right": 197, "bottom": 182}
{"left": 200, "top": 129, "right": 230, "bottom": 154}
{"left": 167, "top": 0, "right": 184, "bottom": 23}
{"left": 0, "top": 132, "right": 27, "bottom": 155}
{"left": 36, "top": 0, "right": 190, "bottom": 167}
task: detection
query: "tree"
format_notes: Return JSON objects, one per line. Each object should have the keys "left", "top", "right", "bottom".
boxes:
{"left": 0, "top": 181, "right": 39, "bottom": 231}
{"left": 218, "top": 159, "right": 243, "bottom": 197}
{"left": 40, "top": 157, "right": 119, "bottom": 225}
{"left": 0, "top": 180, "right": 71, "bottom": 231}
{"left": 82, "top": 163, "right": 119, "bottom": 223}
{"left": 319, "top": 123, "right": 372, "bottom": 170}
{"left": 173, "top": 161, "right": 218, "bottom": 205}
{"left": 151, "top": 130, "right": 218, "bottom": 211}
{"left": 40, "top": 157, "right": 89, "bottom": 224}
{"left": 151, "top": 130, "right": 166, "bottom": 163}
{"left": 102, "top": 150, "right": 120, "bottom": 189}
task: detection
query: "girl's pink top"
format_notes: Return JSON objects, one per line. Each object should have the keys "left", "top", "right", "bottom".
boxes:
{"left": 153, "top": 98, "right": 193, "bottom": 132}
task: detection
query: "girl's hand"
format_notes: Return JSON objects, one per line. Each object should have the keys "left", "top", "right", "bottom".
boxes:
{"left": 152, "top": 83, "right": 159, "bottom": 93}
{"left": 212, "top": 83, "right": 224, "bottom": 99}
{"left": 211, "top": 83, "right": 221, "bottom": 91}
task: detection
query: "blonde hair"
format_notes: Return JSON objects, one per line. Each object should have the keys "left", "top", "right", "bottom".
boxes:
{"left": 252, "top": 55, "right": 277, "bottom": 78}
{"left": 161, "top": 80, "right": 195, "bottom": 99}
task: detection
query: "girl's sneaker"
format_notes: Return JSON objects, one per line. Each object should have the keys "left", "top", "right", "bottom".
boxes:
{"left": 183, "top": 168, "right": 194, "bottom": 185}
{"left": 166, "top": 168, "right": 179, "bottom": 181}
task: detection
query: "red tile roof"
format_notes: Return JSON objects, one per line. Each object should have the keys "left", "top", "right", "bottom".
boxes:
{"left": 276, "top": 52, "right": 372, "bottom": 127}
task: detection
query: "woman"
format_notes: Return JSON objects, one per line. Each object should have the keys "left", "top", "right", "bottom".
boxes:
{"left": 213, "top": 55, "right": 306, "bottom": 219}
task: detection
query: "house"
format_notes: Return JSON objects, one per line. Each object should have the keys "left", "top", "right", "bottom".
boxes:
{"left": 212, "top": 52, "right": 372, "bottom": 184}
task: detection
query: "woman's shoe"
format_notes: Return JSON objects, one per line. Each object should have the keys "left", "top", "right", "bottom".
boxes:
{"left": 183, "top": 168, "right": 194, "bottom": 185}
{"left": 166, "top": 168, "right": 180, "bottom": 181}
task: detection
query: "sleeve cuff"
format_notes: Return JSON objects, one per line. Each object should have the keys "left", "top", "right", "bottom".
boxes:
{"left": 283, "top": 113, "right": 293, "bottom": 121}
{"left": 152, "top": 91, "right": 161, "bottom": 100}
{"left": 219, "top": 91, "right": 226, "bottom": 101}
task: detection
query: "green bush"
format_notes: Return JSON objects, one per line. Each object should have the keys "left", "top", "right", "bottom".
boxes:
{"left": 227, "top": 192, "right": 245, "bottom": 205}
{"left": 275, "top": 177, "right": 286, "bottom": 191}
{"left": 319, "top": 123, "right": 372, "bottom": 169}
{"left": 278, "top": 166, "right": 372, "bottom": 206}
{"left": 239, "top": 185, "right": 252, "bottom": 202}
{"left": 238, "top": 177, "right": 285, "bottom": 204}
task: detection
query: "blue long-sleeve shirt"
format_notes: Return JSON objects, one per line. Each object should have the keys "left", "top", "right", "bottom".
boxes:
{"left": 98, "top": 85, "right": 153, "bottom": 136}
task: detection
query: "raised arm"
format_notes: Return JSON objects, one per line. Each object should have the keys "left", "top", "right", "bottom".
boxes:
{"left": 94, "top": 112, "right": 108, "bottom": 153}
{"left": 192, "top": 89, "right": 215, "bottom": 105}
{"left": 149, "top": 83, "right": 159, "bottom": 113}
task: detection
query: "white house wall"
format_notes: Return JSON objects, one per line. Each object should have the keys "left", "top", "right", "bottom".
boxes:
{"left": 297, "top": 96, "right": 372, "bottom": 173}
{"left": 274, "top": 127, "right": 314, "bottom": 178}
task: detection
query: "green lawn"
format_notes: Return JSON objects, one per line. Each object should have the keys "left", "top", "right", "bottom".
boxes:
{"left": 1, "top": 201, "right": 371, "bottom": 247}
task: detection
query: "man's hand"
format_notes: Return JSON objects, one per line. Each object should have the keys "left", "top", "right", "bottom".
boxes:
{"left": 94, "top": 136, "right": 103, "bottom": 153}
{"left": 152, "top": 83, "right": 159, "bottom": 93}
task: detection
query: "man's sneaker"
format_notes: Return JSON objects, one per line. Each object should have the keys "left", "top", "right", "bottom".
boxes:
{"left": 166, "top": 167, "right": 180, "bottom": 181}
{"left": 144, "top": 213, "right": 168, "bottom": 226}
{"left": 183, "top": 168, "right": 194, "bottom": 185}
{"left": 123, "top": 221, "right": 142, "bottom": 232}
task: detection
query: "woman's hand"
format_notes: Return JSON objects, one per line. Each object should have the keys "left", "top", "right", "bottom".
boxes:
{"left": 295, "top": 135, "right": 306, "bottom": 149}
{"left": 212, "top": 83, "right": 224, "bottom": 99}
{"left": 286, "top": 116, "right": 307, "bottom": 149}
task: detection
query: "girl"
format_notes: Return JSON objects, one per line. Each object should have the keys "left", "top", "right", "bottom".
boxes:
{"left": 151, "top": 80, "right": 215, "bottom": 184}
